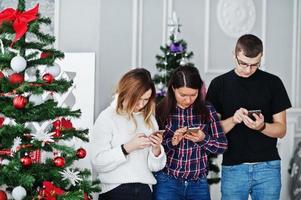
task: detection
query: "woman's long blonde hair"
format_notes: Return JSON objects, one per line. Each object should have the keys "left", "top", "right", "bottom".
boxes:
{"left": 115, "top": 68, "right": 156, "bottom": 129}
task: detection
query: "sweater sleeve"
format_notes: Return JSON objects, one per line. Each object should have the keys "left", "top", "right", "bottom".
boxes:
{"left": 197, "top": 105, "right": 228, "bottom": 154}
{"left": 148, "top": 145, "right": 167, "bottom": 172}
{"left": 90, "top": 111, "right": 127, "bottom": 173}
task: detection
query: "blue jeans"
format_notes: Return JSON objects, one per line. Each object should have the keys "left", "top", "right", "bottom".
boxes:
{"left": 153, "top": 171, "right": 211, "bottom": 200}
{"left": 221, "top": 160, "right": 281, "bottom": 200}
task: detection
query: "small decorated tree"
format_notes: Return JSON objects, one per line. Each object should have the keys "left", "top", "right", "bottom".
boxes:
{"left": 0, "top": 0, "right": 100, "bottom": 199}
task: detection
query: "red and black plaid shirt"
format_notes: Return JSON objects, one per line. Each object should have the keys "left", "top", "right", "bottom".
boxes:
{"left": 162, "top": 104, "right": 227, "bottom": 180}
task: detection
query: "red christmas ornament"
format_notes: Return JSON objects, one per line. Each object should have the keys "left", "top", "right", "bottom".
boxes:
{"left": 84, "top": 192, "right": 90, "bottom": 200}
{"left": 52, "top": 119, "right": 61, "bottom": 129}
{"left": 61, "top": 118, "right": 73, "bottom": 129}
{"left": 9, "top": 73, "right": 24, "bottom": 84}
{"left": 40, "top": 51, "right": 51, "bottom": 59}
{"left": 13, "top": 95, "right": 28, "bottom": 109}
{"left": 42, "top": 73, "right": 54, "bottom": 84}
{"left": 0, "top": 190, "right": 7, "bottom": 200}
{"left": 0, "top": 72, "right": 4, "bottom": 79}
{"left": 21, "top": 155, "right": 32, "bottom": 167}
{"left": 53, "top": 156, "right": 65, "bottom": 167}
{"left": 0, "top": 117, "right": 4, "bottom": 128}
{"left": 52, "top": 129, "right": 61, "bottom": 138}
{"left": 76, "top": 148, "right": 87, "bottom": 159}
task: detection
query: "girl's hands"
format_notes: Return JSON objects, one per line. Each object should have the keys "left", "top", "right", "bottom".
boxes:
{"left": 184, "top": 129, "right": 206, "bottom": 143}
{"left": 149, "top": 131, "right": 163, "bottom": 156}
{"left": 171, "top": 127, "right": 187, "bottom": 146}
{"left": 124, "top": 133, "right": 151, "bottom": 154}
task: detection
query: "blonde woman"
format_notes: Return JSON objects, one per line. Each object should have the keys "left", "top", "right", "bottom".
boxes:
{"left": 90, "top": 68, "right": 166, "bottom": 200}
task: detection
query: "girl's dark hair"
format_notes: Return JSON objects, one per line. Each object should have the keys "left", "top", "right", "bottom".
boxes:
{"left": 156, "top": 65, "right": 210, "bottom": 128}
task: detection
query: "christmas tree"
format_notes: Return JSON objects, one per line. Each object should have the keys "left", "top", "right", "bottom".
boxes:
{"left": 153, "top": 13, "right": 194, "bottom": 97}
{"left": 153, "top": 13, "right": 221, "bottom": 185}
{"left": 0, "top": 0, "right": 100, "bottom": 199}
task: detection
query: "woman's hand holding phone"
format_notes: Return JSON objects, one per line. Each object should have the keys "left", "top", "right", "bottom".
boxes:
{"left": 123, "top": 133, "right": 151, "bottom": 154}
{"left": 184, "top": 127, "right": 206, "bottom": 143}
{"left": 149, "top": 130, "right": 164, "bottom": 156}
{"left": 171, "top": 127, "right": 187, "bottom": 146}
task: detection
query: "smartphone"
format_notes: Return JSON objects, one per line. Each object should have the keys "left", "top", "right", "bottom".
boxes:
{"left": 150, "top": 130, "right": 165, "bottom": 137}
{"left": 186, "top": 127, "right": 199, "bottom": 135}
{"left": 248, "top": 109, "right": 261, "bottom": 120}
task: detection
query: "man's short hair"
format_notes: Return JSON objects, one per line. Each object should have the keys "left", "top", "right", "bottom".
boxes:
{"left": 235, "top": 34, "right": 263, "bottom": 58}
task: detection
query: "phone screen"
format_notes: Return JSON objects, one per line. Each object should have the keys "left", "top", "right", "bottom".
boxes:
{"left": 248, "top": 110, "right": 261, "bottom": 120}
{"left": 151, "top": 130, "right": 165, "bottom": 136}
{"left": 186, "top": 128, "right": 199, "bottom": 134}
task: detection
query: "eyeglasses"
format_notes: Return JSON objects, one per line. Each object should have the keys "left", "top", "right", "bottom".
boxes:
{"left": 236, "top": 56, "right": 261, "bottom": 68}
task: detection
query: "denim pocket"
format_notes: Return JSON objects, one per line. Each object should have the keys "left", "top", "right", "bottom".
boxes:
{"left": 154, "top": 171, "right": 169, "bottom": 182}
{"left": 265, "top": 160, "right": 280, "bottom": 169}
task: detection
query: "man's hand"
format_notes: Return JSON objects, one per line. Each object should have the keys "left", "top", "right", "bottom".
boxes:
{"left": 243, "top": 113, "right": 265, "bottom": 131}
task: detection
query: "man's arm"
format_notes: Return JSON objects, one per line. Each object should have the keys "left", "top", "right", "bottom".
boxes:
{"left": 261, "top": 111, "right": 287, "bottom": 138}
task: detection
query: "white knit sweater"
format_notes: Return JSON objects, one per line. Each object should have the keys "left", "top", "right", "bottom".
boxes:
{"left": 90, "top": 101, "right": 166, "bottom": 194}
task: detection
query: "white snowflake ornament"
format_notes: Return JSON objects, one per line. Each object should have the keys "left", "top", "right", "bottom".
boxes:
{"left": 59, "top": 168, "right": 83, "bottom": 186}
{"left": 31, "top": 131, "right": 54, "bottom": 146}
{"left": 11, "top": 137, "right": 22, "bottom": 153}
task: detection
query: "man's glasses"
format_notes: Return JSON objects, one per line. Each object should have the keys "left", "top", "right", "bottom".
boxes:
{"left": 236, "top": 56, "right": 261, "bottom": 68}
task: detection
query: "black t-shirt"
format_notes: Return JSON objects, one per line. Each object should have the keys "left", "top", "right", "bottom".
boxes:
{"left": 206, "top": 69, "right": 292, "bottom": 165}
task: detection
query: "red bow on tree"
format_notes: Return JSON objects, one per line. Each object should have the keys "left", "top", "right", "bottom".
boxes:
{"left": 52, "top": 118, "right": 73, "bottom": 130}
{"left": 38, "top": 181, "right": 64, "bottom": 200}
{"left": 0, "top": 4, "right": 39, "bottom": 46}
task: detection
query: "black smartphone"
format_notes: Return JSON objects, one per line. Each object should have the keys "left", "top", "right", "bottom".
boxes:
{"left": 248, "top": 110, "right": 261, "bottom": 120}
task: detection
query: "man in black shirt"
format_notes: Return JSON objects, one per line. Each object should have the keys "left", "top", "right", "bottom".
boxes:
{"left": 206, "top": 34, "right": 291, "bottom": 200}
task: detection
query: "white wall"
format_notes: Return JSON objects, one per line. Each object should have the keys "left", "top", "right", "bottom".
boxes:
{"left": 57, "top": 1, "right": 301, "bottom": 199}
{"left": 58, "top": 0, "right": 301, "bottom": 118}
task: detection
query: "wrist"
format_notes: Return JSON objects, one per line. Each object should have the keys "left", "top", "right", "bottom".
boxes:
{"left": 259, "top": 122, "right": 266, "bottom": 132}
{"left": 231, "top": 116, "right": 237, "bottom": 125}
{"left": 121, "top": 144, "right": 129, "bottom": 156}
{"left": 152, "top": 146, "right": 161, "bottom": 157}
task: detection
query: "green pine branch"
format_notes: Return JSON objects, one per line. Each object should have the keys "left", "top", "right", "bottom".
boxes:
{"left": 0, "top": 98, "right": 81, "bottom": 123}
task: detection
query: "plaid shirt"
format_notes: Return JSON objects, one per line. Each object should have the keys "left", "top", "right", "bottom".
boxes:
{"left": 162, "top": 104, "right": 227, "bottom": 180}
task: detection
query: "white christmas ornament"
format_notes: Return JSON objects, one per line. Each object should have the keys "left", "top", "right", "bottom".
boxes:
{"left": 24, "top": 67, "right": 37, "bottom": 82}
{"left": 60, "top": 168, "right": 83, "bottom": 186}
{"left": 31, "top": 131, "right": 54, "bottom": 146}
{"left": 3, "top": 68, "right": 14, "bottom": 77}
{"left": 157, "top": 82, "right": 164, "bottom": 90}
{"left": 180, "top": 58, "right": 188, "bottom": 66}
{"left": 29, "top": 94, "right": 44, "bottom": 106}
{"left": 11, "top": 137, "right": 22, "bottom": 153}
{"left": 0, "top": 159, "right": 9, "bottom": 165}
{"left": 10, "top": 56, "right": 27, "bottom": 72}
{"left": 45, "top": 63, "right": 61, "bottom": 77}
{"left": 12, "top": 186, "right": 26, "bottom": 200}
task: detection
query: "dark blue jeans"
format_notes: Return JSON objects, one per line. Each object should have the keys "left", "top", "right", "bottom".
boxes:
{"left": 153, "top": 171, "right": 211, "bottom": 200}
{"left": 98, "top": 183, "right": 152, "bottom": 200}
